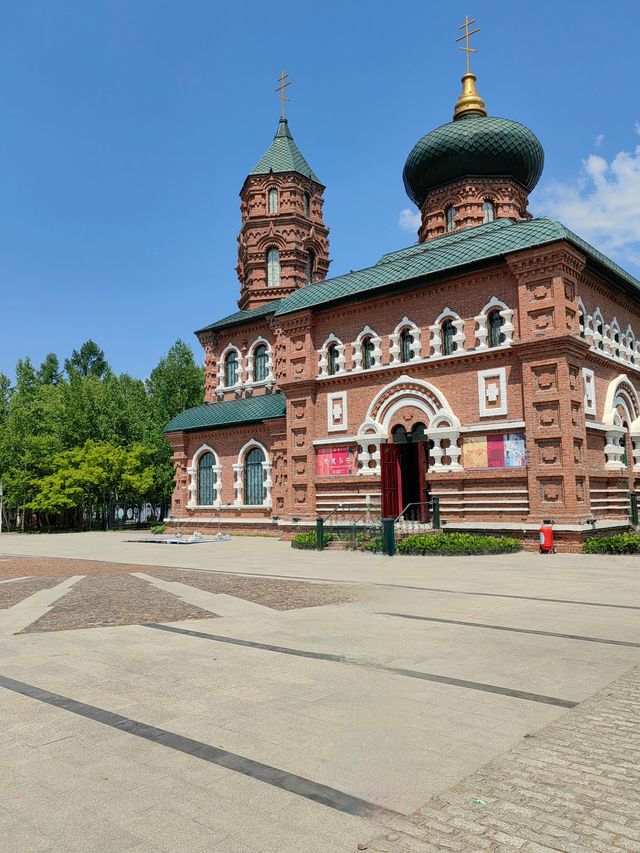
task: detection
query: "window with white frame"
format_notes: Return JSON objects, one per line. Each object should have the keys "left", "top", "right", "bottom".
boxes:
{"left": 268, "top": 188, "right": 278, "bottom": 214}
{"left": 224, "top": 351, "right": 238, "bottom": 386}
{"left": 482, "top": 200, "right": 495, "bottom": 223}
{"left": 253, "top": 344, "right": 269, "bottom": 381}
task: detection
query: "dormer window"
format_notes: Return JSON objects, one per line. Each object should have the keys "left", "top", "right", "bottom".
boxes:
{"left": 482, "top": 200, "right": 495, "bottom": 223}
{"left": 303, "top": 193, "right": 310, "bottom": 216}
{"left": 266, "top": 248, "right": 280, "bottom": 287}
{"left": 445, "top": 206, "right": 456, "bottom": 233}
{"left": 268, "top": 188, "right": 278, "bottom": 214}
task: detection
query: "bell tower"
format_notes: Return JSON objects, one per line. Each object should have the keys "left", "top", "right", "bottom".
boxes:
{"left": 236, "top": 78, "right": 330, "bottom": 310}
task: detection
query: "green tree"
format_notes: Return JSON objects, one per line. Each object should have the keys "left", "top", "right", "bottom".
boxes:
{"left": 146, "top": 340, "right": 204, "bottom": 427}
{"left": 37, "top": 353, "right": 62, "bottom": 385}
{"left": 64, "top": 340, "right": 109, "bottom": 379}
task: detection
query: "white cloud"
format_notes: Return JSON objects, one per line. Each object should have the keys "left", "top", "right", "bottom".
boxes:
{"left": 536, "top": 134, "right": 640, "bottom": 271}
{"left": 594, "top": 133, "right": 605, "bottom": 149}
{"left": 399, "top": 207, "right": 421, "bottom": 232}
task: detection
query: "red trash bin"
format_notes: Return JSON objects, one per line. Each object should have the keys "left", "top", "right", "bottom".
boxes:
{"left": 539, "top": 521, "right": 555, "bottom": 554}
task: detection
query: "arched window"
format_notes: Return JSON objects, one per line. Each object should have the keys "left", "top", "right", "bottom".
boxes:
{"left": 488, "top": 310, "right": 504, "bottom": 348}
{"left": 362, "top": 336, "right": 375, "bottom": 369}
{"left": 266, "top": 248, "right": 280, "bottom": 287}
{"left": 244, "top": 447, "right": 265, "bottom": 505}
{"left": 400, "top": 328, "right": 414, "bottom": 363}
{"left": 305, "top": 250, "right": 315, "bottom": 284}
{"left": 482, "top": 200, "right": 495, "bottom": 224}
{"left": 441, "top": 318, "right": 456, "bottom": 356}
{"left": 303, "top": 193, "right": 310, "bottom": 216}
{"left": 327, "top": 343, "right": 339, "bottom": 375}
{"left": 596, "top": 318, "right": 605, "bottom": 350}
{"left": 197, "top": 452, "right": 216, "bottom": 506}
{"left": 253, "top": 344, "right": 268, "bottom": 382}
{"left": 612, "top": 328, "right": 621, "bottom": 358}
{"left": 268, "top": 188, "right": 278, "bottom": 214}
{"left": 445, "top": 206, "right": 456, "bottom": 233}
{"left": 224, "top": 351, "right": 238, "bottom": 386}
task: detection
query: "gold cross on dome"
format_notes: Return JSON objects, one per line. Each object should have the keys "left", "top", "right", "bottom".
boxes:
{"left": 455, "top": 15, "right": 480, "bottom": 74}
{"left": 275, "top": 70, "right": 291, "bottom": 118}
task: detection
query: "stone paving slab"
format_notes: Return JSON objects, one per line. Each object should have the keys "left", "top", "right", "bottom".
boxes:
{"left": 0, "top": 577, "right": 60, "bottom": 608}
{"left": 367, "top": 663, "right": 640, "bottom": 853}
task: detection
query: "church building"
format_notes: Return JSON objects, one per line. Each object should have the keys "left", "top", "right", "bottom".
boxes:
{"left": 164, "top": 59, "right": 640, "bottom": 550}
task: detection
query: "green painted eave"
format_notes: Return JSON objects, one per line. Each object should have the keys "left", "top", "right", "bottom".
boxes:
{"left": 250, "top": 118, "right": 320, "bottom": 182}
{"left": 195, "top": 300, "right": 281, "bottom": 335}
{"left": 164, "top": 391, "right": 286, "bottom": 434}
{"left": 273, "top": 217, "right": 640, "bottom": 317}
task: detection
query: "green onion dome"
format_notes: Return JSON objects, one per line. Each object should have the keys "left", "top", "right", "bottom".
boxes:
{"left": 403, "top": 74, "right": 544, "bottom": 209}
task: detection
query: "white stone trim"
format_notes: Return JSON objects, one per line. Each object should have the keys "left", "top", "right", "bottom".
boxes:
{"left": 583, "top": 368, "right": 596, "bottom": 416}
{"left": 318, "top": 333, "right": 346, "bottom": 378}
{"left": 246, "top": 337, "right": 274, "bottom": 388}
{"left": 351, "top": 325, "right": 382, "bottom": 371}
{"left": 475, "top": 297, "right": 514, "bottom": 350}
{"left": 216, "top": 343, "right": 243, "bottom": 396}
{"left": 460, "top": 420, "right": 525, "bottom": 433}
{"left": 477, "top": 367, "right": 508, "bottom": 417}
{"left": 187, "top": 444, "right": 221, "bottom": 509}
{"left": 235, "top": 439, "right": 271, "bottom": 508}
{"left": 327, "top": 390, "right": 348, "bottom": 432}
{"left": 389, "top": 317, "right": 421, "bottom": 365}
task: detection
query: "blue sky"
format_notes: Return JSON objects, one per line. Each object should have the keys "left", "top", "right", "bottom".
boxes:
{"left": 1, "top": 1, "right": 638, "bottom": 379}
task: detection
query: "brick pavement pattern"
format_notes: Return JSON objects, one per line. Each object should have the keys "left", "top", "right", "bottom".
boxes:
{"left": 0, "top": 577, "right": 60, "bottom": 608}
{"left": 151, "top": 567, "right": 356, "bottom": 610}
{"left": 368, "top": 664, "right": 640, "bottom": 853}
{"left": 19, "top": 574, "right": 216, "bottom": 633}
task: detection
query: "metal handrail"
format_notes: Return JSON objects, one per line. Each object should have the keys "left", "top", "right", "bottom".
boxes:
{"left": 322, "top": 503, "right": 346, "bottom": 523}
{"left": 394, "top": 501, "right": 430, "bottom": 524}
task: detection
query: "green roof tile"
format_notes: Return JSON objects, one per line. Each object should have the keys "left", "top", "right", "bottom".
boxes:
{"left": 164, "top": 392, "right": 286, "bottom": 434}
{"left": 195, "top": 300, "right": 281, "bottom": 335}
{"left": 273, "top": 217, "right": 640, "bottom": 317}
{"left": 250, "top": 118, "right": 319, "bottom": 182}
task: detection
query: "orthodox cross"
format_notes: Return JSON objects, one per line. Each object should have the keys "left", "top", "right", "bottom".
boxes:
{"left": 455, "top": 15, "right": 480, "bottom": 74}
{"left": 275, "top": 71, "right": 291, "bottom": 118}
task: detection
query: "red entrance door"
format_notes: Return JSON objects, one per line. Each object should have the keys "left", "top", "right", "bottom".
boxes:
{"left": 416, "top": 440, "right": 430, "bottom": 522}
{"left": 380, "top": 443, "right": 402, "bottom": 518}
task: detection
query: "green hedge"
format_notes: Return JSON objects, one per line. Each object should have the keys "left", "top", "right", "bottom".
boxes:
{"left": 291, "top": 531, "right": 334, "bottom": 550}
{"left": 397, "top": 532, "right": 522, "bottom": 556}
{"left": 583, "top": 532, "right": 640, "bottom": 554}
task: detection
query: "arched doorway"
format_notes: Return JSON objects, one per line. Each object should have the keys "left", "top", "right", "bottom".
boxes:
{"left": 381, "top": 422, "right": 430, "bottom": 520}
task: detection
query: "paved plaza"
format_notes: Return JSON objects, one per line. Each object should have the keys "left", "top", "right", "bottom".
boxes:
{"left": 0, "top": 533, "right": 638, "bottom": 851}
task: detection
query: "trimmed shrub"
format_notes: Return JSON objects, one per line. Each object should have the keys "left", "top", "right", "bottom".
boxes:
{"left": 397, "top": 532, "right": 521, "bottom": 556}
{"left": 354, "top": 533, "right": 384, "bottom": 553}
{"left": 583, "top": 533, "right": 640, "bottom": 554}
{"left": 291, "top": 531, "right": 334, "bottom": 550}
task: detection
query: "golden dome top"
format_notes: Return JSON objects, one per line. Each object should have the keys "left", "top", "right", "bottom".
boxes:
{"left": 453, "top": 72, "right": 487, "bottom": 121}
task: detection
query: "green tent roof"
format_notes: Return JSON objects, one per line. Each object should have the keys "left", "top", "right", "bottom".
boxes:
{"left": 272, "top": 217, "right": 640, "bottom": 316}
{"left": 250, "top": 118, "right": 320, "bottom": 182}
{"left": 164, "top": 392, "right": 286, "bottom": 434}
{"left": 195, "top": 217, "right": 640, "bottom": 333}
{"left": 195, "top": 300, "right": 280, "bottom": 335}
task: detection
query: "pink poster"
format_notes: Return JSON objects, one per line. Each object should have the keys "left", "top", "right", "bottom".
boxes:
{"left": 487, "top": 434, "right": 505, "bottom": 468}
{"left": 316, "top": 446, "right": 357, "bottom": 476}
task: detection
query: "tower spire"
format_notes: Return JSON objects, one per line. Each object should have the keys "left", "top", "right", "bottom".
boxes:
{"left": 453, "top": 16, "right": 487, "bottom": 120}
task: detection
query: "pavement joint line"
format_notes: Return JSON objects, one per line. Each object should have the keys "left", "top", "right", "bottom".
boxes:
{"left": 143, "top": 623, "right": 579, "bottom": 709}
{"left": 0, "top": 672, "right": 401, "bottom": 821}
{"left": 378, "top": 612, "right": 640, "bottom": 649}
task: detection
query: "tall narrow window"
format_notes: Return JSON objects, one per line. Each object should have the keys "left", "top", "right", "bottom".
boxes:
{"left": 613, "top": 329, "right": 621, "bottom": 358}
{"left": 596, "top": 319, "right": 604, "bottom": 350}
{"left": 253, "top": 344, "right": 268, "bottom": 382}
{"left": 268, "top": 188, "right": 278, "bottom": 214}
{"left": 488, "top": 310, "right": 504, "bottom": 348}
{"left": 244, "top": 447, "right": 265, "bottom": 505}
{"left": 303, "top": 193, "right": 310, "bottom": 216}
{"left": 224, "top": 351, "right": 238, "bottom": 386}
{"left": 327, "top": 343, "right": 339, "bottom": 375}
{"left": 578, "top": 308, "right": 585, "bottom": 338}
{"left": 266, "top": 248, "right": 280, "bottom": 287}
{"left": 305, "top": 250, "right": 315, "bottom": 284}
{"left": 482, "top": 200, "right": 495, "bottom": 223}
{"left": 441, "top": 319, "right": 456, "bottom": 356}
{"left": 400, "top": 328, "right": 414, "bottom": 363}
{"left": 445, "top": 206, "right": 456, "bottom": 233}
{"left": 362, "top": 336, "right": 375, "bottom": 369}
{"left": 197, "top": 452, "right": 216, "bottom": 506}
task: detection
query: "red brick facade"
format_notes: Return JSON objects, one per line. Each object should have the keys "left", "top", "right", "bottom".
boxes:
{"left": 166, "top": 102, "right": 640, "bottom": 548}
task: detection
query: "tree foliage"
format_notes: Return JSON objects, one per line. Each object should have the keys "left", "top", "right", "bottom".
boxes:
{"left": 0, "top": 339, "right": 204, "bottom": 529}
